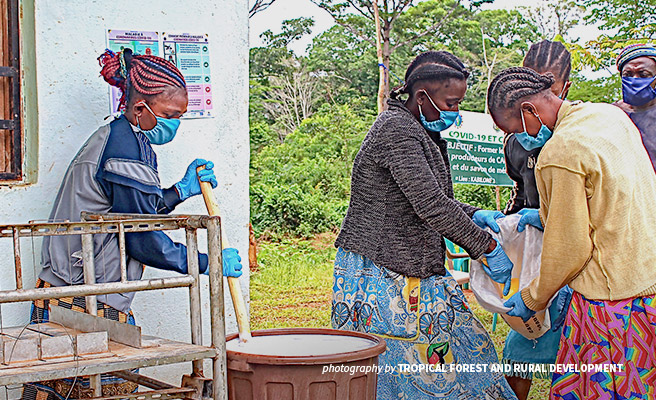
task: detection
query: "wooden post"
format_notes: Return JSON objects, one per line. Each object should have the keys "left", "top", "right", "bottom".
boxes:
{"left": 495, "top": 186, "right": 501, "bottom": 211}
{"left": 248, "top": 223, "right": 258, "bottom": 272}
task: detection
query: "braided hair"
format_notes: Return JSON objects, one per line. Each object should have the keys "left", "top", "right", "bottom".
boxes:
{"left": 390, "top": 51, "right": 470, "bottom": 99}
{"left": 487, "top": 67, "right": 555, "bottom": 115}
{"left": 98, "top": 48, "right": 186, "bottom": 111}
{"left": 523, "top": 40, "right": 571, "bottom": 82}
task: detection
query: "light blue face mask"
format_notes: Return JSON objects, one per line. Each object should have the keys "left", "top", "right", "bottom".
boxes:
{"left": 514, "top": 109, "right": 553, "bottom": 151}
{"left": 418, "top": 90, "right": 460, "bottom": 133}
{"left": 137, "top": 102, "right": 181, "bottom": 145}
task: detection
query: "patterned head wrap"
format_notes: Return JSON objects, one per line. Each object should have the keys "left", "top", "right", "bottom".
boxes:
{"left": 617, "top": 44, "right": 656, "bottom": 72}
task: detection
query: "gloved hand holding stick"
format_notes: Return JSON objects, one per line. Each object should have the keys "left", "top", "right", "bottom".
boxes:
{"left": 197, "top": 167, "right": 251, "bottom": 342}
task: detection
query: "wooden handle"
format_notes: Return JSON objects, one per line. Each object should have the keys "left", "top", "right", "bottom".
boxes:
{"left": 197, "top": 167, "right": 251, "bottom": 342}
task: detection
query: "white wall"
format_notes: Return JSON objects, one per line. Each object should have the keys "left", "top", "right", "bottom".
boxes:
{"left": 0, "top": 0, "right": 249, "bottom": 385}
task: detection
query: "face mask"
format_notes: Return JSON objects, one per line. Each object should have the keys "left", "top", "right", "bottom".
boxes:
{"left": 418, "top": 90, "right": 460, "bottom": 132}
{"left": 622, "top": 76, "right": 656, "bottom": 106}
{"left": 515, "top": 109, "right": 553, "bottom": 151}
{"left": 137, "top": 102, "right": 181, "bottom": 145}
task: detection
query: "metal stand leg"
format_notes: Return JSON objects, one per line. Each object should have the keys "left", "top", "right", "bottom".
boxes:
{"left": 81, "top": 233, "right": 102, "bottom": 397}
{"left": 186, "top": 228, "right": 204, "bottom": 376}
{"left": 207, "top": 218, "right": 227, "bottom": 400}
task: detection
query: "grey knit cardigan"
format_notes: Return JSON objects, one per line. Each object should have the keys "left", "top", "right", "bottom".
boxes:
{"left": 335, "top": 99, "right": 493, "bottom": 278}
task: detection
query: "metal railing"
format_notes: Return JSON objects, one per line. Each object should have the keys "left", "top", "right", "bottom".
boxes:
{"left": 0, "top": 213, "right": 228, "bottom": 400}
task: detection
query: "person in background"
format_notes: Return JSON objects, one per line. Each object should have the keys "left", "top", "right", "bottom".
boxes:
{"left": 501, "top": 40, "right": 573, "bottom": 400}
{"left": 333, "top": 51, "right": 517, "bottom": 399}
{"left": 23, "top": 49, "right": 242, "bottom": 400}
{"left": 504, "top": 40, "right": 571, "bottom": 214}
{"left": 488, "top": 67, "right": 656, "bottom": 399}
{"left": 614, "top": 43, "right": 656, "bottom": 169}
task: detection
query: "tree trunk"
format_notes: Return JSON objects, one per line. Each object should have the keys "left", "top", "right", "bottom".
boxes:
{"left": 381, "top": 33, "right": 391, "bottom": 110}
{"left": 373, "top": 2, "right": 387, "bottom": 113}
{"left": 248, "top": 223, "right": 258, "bottom": 272}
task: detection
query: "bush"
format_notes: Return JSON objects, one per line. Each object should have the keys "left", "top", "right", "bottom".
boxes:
{"left": 250, "top": 102, "right": 375, "bottom": 237}
{"left": 453, "top": 184, "right": 512, "bottom": 211}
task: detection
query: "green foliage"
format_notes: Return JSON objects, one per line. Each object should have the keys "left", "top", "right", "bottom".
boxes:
{"left": 307, "top": 23, "right": 379, "bottom": 110}
{"left": 564, "top": 0, "right": 656, "bottom": 70}
{"left": 568, "top": 73, "right": 621, "bottom": 103}
{"left": 250, "top": 102, "right": 375, "bottom": 237}
{"left": 582, "top": 0, "right": 656, "bottom": 39}
{"left": 306, "top": 2, "right": 539, "bottom": 113}
{"left": 249, "top": 79, "right": 278, "bottom": 158}
{"left": 249, "top": 17, "right": 315, "bottom": 79}
{"left": 453, "top": 184, "right": 511, "bottom": 211}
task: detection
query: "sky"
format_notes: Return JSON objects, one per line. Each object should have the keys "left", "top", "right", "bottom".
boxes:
{"left": 248, "top": 0, "right": 601, "bottom": 56}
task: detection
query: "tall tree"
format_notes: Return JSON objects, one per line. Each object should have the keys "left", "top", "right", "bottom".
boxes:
{"left": 310, "top": 0, "right": 474, "bottom": 112}
{"left": 263, "top": 61, "right": 320, "bottom": 141}
{"left": 521, "top": 0, "right": 584, "bottom": 40}
{"left": 249, "top": 0, "right": 277, "bottom": 18}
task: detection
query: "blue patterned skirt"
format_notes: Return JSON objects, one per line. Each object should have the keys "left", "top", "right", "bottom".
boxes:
{"left": 332, "top": 248, "right": 517, "bottom": 399}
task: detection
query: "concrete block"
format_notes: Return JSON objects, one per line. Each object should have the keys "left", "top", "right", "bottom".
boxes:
{"left": 3, "top": 337, "right": 39, "bottom": 364}
{"left": 2, "top": 328, "right": 43, "bottom": 340}
{"left": 75, "top": 331, "right": 108, "bottom": 355}
{"left": 40, "top": 334, "right": 75, "bottom": 359}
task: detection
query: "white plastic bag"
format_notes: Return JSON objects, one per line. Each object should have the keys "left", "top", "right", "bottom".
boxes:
{"left": 470, "top": 214, "right": 555, "bottom": 340}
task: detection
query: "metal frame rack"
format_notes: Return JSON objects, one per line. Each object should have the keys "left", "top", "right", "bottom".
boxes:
{"left": 0, "top": 213, "right": 229, "bottom": 400}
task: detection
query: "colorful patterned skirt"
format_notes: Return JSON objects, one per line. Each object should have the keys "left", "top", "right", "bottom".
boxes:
{"left": 550, "top": 292, "right": 656, "bottom": 399}
{"left": 332, "top": 248, "right": 517, "bottom": 400}
{"left": 21, "top": 279, "right": 138, "bottom": 400}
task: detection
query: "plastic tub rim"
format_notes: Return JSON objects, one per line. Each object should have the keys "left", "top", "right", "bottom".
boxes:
{"left": 225, "top": 327, "right": 387, "bottom": 366}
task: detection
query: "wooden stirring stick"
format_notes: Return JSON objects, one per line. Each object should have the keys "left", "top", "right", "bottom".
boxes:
{"left": 197, "top": 167, "right": 252, "bottom": 342}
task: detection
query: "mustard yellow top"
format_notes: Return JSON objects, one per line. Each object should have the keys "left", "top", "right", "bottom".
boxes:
{"left": 521, "top": 101, "right": 656, "bottom": 311}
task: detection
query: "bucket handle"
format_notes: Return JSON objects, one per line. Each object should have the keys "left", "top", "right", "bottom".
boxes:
{"left": 228, "top": 359, "right": 254, "bottom": 373}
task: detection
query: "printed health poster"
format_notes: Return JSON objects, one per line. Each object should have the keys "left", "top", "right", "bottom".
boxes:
{"left": 106, "top": 30, "right": 160, "bottom": 113}
{"left": 163, "top": 32, "right": 213, "bottom": 118}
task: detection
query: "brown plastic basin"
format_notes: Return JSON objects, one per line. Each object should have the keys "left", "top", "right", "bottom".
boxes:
{"left": 226, "top": 328, "right": 386, "bottom": 400}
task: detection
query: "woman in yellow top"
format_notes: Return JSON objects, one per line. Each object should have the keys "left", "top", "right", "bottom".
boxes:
{"left": 487, "top": 67, "right": 656, "bottom": 399}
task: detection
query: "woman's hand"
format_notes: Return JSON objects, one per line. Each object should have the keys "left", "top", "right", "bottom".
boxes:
{"left": 517, "top": 208, "right": 543, "bottom": 232}
{"left": 504, "top": 292, "right": 536, "bottom": 322}
{"left": 203, "top": 248, "right": 243, "bottom": 278}
{"left": 472, "top": 210, "right": 504, "bottom": 233}
{"left": 175, "top": 159, "right": 218, "bottom": 201}
{"left": 482, "top": 239, "right": 514, "bottom": 296}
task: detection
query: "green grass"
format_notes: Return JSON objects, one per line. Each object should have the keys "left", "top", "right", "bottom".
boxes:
{"left": 250, "top": 234, "right": 550, "bottom": 399}
{"left": 250, "top": 234, "right": 335, "bottom": 330}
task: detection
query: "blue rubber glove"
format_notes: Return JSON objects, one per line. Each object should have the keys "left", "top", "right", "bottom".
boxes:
{"left": 517, "top": 208, "right": 543, "bottom": 232}
{"left": 203, "top": 248, "right": 243, "bottom": 278}
{"left": 175, "top": 159, "right": 218, "bottom": 201}
{"left": 472, "top": 210, "right": 504, "bottom": 233}
{"left": 504, "top": 292, "right": 536, "bottom": 322}
{"left": 482, "top": 239, "right": 514, "bottom": 296}
{"left": 551, "top": 286, "right": 573, "bottom": 331}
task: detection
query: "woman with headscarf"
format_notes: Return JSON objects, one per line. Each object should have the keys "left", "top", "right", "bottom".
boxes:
{"left": 23, "top": 49, "right": 242, "bottom": 400}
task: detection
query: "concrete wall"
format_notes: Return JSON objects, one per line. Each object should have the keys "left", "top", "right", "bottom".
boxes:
{"left": 0, "top": 0, "right": 249, "bottom": 385}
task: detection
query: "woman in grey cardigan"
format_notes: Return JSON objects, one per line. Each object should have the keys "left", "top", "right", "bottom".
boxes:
{"left": 332, "top": 51, "right": 517, "bottom": 399}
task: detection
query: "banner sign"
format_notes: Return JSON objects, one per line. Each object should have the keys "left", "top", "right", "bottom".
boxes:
{"left": 442, "top": 111, "right": 513, "bottom": 187}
